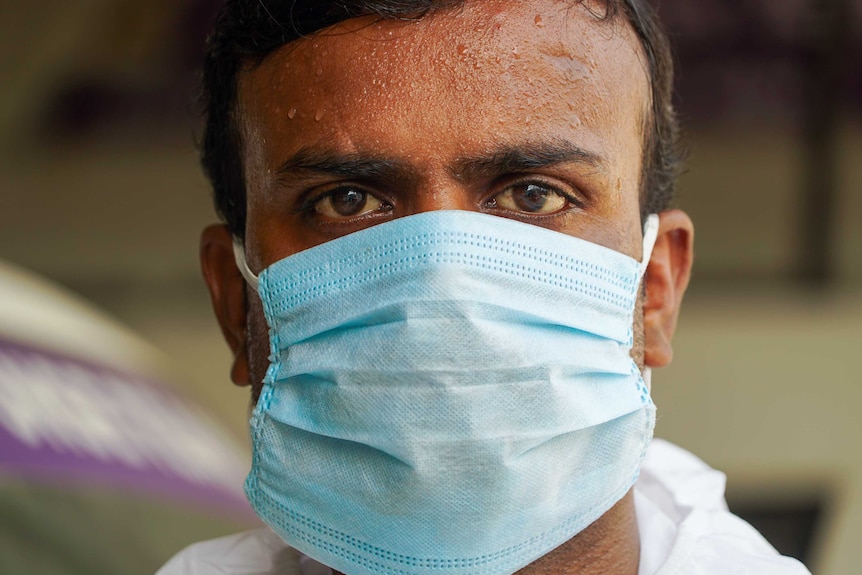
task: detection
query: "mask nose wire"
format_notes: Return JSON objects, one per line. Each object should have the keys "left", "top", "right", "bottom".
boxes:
{"left": 232, "top": 239, "right": 260, "bottom": 291}
{"left": 233, "top": 215, "right": 660, "bottom": 298}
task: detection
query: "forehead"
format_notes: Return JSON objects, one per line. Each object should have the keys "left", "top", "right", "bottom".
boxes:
{"left": 237, "top": 0, "right": 649, "bottom": 158}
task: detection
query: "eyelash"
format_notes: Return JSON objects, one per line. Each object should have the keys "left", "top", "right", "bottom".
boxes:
{"left": 484, "top": 177, "right": 585, "bottom": 210}
{"left": 295, "top": 184, "right": 382, "bottom": 211}
{"left": 295, "top": 177, "right": 585, "bottom": 217}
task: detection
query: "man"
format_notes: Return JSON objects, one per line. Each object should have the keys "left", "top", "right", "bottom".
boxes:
{"left": 160, "top": 1, "right": 811, "bottom": 573}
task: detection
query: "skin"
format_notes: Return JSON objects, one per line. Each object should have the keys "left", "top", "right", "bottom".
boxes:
{"left": 201, "top": 1, "right": 695, "bottom": 573}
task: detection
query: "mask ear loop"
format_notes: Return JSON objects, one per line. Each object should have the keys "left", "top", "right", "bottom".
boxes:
{"left": 639, "top": 214, "right": 660, "bottom": 391}
{"left": 640, "top": 214, "right": 660, "bottom": 278}
{"left": 232, "top": 239, "right": 260, "bottom": 291}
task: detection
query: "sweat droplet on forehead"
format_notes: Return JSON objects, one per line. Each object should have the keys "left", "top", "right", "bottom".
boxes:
{"left": 240, "top": 1, "right": 645, "bottom": 143}
{"left": 237, "top": 0, "right": 650, "bottom": 263}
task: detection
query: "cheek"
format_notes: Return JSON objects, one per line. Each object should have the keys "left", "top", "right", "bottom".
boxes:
{"left": 630, "top": 291, "right": 645, "bottom": 370}
{"left": 246, "top": 291, "right": 272, "bottom": 405}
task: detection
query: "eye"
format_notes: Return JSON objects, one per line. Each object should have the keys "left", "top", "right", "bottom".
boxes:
{"left": 489, "top": 182, "right": 574, "bottom": 215}
{"left": 311, "top": 186, "right": 389, "bottom": 219}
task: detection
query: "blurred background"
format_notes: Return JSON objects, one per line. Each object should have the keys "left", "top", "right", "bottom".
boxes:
{"left": 0, "top": 0, "right": 859, "bottom": 573}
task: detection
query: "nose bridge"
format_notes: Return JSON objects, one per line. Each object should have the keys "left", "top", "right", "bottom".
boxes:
{"left": 409, "top": 173, "right": 477, "bottom": 215}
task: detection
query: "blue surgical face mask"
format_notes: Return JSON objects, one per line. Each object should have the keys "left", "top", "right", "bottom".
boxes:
{"left": 235, "top": 211, "right": 659, "bottom": 575}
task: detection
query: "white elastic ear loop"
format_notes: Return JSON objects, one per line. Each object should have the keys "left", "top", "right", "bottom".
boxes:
{"left": 639, "top": 214, "right": 660, "bottom": 278}
{"left": 232, "top": 239, "right": 260, "bottom": 291}
{"left": 639, "top": 216, "right": 659, "bottom": 392}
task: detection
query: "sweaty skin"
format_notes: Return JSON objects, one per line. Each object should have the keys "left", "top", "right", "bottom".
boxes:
{"left": 238, "top": 2, "right": 649, "bottom": 266}
{"left": 201, "top": 1, "right": 695, "bottom": 573}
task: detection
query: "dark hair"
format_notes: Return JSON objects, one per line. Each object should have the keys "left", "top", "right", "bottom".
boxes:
{"left": 200, "top": 0, "right": 682, "bottom": 238}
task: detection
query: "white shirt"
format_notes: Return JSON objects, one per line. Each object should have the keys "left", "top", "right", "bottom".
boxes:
{"left": 157, "top": 440, "right": 811, "bottom": 575}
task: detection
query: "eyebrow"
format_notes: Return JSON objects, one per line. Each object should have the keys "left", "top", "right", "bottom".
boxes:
{"left": 275, "top": 149, "right": 413, "bottom": 183}
{"left": 451, "top": 141, "right": 606, "bottom": 182}
{"left": 274, "top": 141, "right": 605, "bottom": 184}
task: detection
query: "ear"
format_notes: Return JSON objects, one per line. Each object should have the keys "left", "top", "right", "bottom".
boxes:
{"left": 200, "top": 224, "right": 251, "bottom": 387}
{"left": 643, "top": 210, "right": 694, "bottom": 368}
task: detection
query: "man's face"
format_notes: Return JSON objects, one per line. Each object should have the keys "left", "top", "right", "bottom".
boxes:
{"left": 234, "top": 0, "right": 651, "bottom": 391}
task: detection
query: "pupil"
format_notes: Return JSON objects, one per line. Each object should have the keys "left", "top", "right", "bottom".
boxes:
{"left": 515, "top": 185, "right": 549, "bottom": 212}
{"left": 332, "top": 188, "right": 366, "bottom": 216}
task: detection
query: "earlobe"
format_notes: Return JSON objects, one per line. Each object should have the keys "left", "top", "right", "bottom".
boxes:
{"left": 642, "top": 210, "right": 694, "bottom": 368}
{"left": 200, "top": 224, "right": 252, "bottom": 387}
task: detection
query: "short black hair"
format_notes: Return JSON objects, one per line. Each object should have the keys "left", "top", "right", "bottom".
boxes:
{"left": 200, "top": 0, "right": 682, "bottom": 239}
